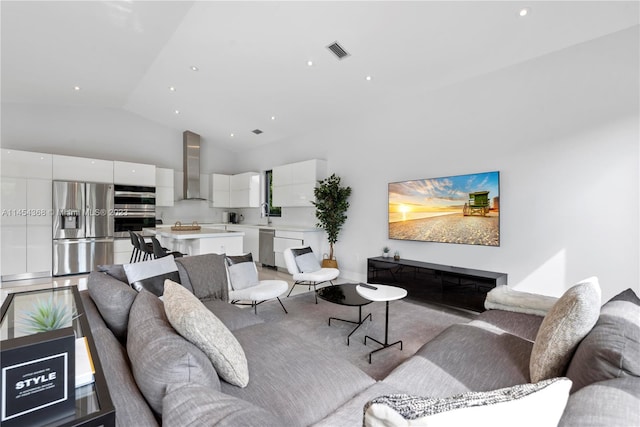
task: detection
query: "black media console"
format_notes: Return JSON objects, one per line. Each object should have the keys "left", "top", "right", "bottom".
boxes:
{"left": 367, "top": 257, "right": 507, "bottom": 312}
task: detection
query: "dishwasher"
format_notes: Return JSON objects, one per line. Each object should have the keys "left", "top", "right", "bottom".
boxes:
{"left": 259, "top": 228, "right": 276, "bottom": 268}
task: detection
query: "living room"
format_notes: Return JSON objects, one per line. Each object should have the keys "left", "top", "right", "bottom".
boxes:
{"left": 2, "top": 1, "right": 638, "bottom": 302}
{"left": 1, "top": 2, "right": 639, "bottom": 426}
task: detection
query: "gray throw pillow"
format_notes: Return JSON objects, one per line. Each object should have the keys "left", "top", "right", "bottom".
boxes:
{"left": 226, "top": 254, "right": 259, "bottom": 290}
{"left": 565, "top": 288, "right": 640, "bottom": 392}
{"left": 127, "top": 290, "right": 221, "bottom": 415}
{"left": 97, "top": 263, "right": 128, "bottom": 283}
{"left": 87, "top": 271, "right": 137, "bottom": 342}
{"left": 123, "top": 256, "right": 180, "bottom": 296}
{"left": 163, "top": 383, "right": 284, "bottom": 427}
{"left": 529, "top": 277, "right": 601, "bottom": 382}
{"left": 163, "top": 280, "right": 249, "bottom": 387}
{"left": 175, "top": 253, "right": 228, "bottom": 301}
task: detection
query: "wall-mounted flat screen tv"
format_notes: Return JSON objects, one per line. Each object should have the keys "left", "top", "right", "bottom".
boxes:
{"left": 388, "top": 171, "right": 500, "bottom": 246}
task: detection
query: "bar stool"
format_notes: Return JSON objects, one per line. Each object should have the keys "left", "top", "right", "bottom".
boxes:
{"left": 128, "top": 230, "right": 142, "bottom": 262}
{"left": 151, "top": 236, "right": 186, "bottom": 259}
{"left": 136, "top": 233, "right": 155, "bottom": 261}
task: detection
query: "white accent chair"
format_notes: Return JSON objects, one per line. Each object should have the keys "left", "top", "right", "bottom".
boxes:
{"left": 283, "top": 246, "right": 339, "bottom": 303}
{"left": 225, "top": 253, "right": 288, "bottom": 314}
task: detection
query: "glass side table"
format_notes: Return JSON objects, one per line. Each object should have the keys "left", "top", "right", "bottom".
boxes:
{"left": 1, "top": 286, "right": 115, "bottom": 427}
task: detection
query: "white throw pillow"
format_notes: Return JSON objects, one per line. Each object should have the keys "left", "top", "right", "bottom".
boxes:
{"left": 364, "top": 378, "right": 572, "bottom": 427}
{"left": 123, "top": 256, "right": 180, "bottom": 296}
{"left": 226, "top": 254, "right": 259, "bottom": 290}
{"left": 295, "top": 252, "right": 322, "bottom": 273}
{"left": 162, "top": 280, "right": 249, "bottom": 387}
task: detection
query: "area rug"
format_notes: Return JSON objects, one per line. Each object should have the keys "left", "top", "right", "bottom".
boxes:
{"left": 257, "top": 290, "right": 475, "bottom": 380}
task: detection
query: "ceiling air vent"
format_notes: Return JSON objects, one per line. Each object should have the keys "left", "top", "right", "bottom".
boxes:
{"left": 252, "top": 129, "right": 263, "bottom": 135}
{"left": 327, "top": 41, "right": 350, "bottom": 60}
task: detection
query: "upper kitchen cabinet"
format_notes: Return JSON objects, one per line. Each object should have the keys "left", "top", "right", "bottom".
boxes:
{"left": 211, "top": 173, "right": 231, "bottom": 208}
{"left": 1, "top": 149, "right": 52, "bottom": 179}
{"left": 113, "top": 161, "right": 155, "bottom": 186}
{"left": 272, "top": 159, "right": 327, "bottom": 207}
{"left": 230, "top": 172, "right": 260, "bottom": 208}
{"left": 53, "top": 154, "right": 113, "bottom": 183}
{"left": 156, "top": 168, "right": 174, "bottom": 206}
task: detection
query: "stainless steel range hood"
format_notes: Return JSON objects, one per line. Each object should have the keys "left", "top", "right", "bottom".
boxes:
{"left": 183, "top": 130, "right": 205, "bottom": 200}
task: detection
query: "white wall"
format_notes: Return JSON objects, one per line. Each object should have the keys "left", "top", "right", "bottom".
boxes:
{"left": 235, "top": 27, "right": 639, "bottom": 302}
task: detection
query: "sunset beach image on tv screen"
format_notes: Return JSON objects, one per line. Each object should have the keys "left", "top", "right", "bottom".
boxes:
{"left": 388, "top": 171, "right": 500, "bottom": 246}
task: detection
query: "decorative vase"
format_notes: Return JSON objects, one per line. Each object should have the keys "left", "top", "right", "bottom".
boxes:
{"left": 394, "top": 254, "right": 400, "bottom": 261}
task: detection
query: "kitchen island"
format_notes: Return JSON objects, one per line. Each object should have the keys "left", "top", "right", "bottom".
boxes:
{"left": 148, "top": 227, "right": 244, "bottom": 256}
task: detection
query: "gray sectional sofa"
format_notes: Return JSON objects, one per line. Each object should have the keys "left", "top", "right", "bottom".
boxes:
{"left": 83, "top": 255, "right": 640, "bottom": 426}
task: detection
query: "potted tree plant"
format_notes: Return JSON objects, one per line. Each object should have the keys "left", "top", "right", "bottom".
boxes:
{"left": 312, "top": 173, "right": 352, "bottom": 268}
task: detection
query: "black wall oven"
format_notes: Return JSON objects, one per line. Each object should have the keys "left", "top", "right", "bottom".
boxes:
{"left": 113, "top": 185, "right": 156, "bottom": 237}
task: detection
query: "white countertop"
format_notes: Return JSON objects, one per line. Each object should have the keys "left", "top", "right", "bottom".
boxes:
{"left": 157, "top": 223, "right": 322, "bottom": 233}
{"left": 225, "top": 223, "right": 321, "bottom": 232}
{"left": 149, "top": 227, "right": 245, "bottom": 240}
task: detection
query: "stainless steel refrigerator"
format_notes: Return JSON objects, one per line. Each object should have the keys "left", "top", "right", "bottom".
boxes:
{"left": 52, "top": 181, "right": 114, "bottom": 276}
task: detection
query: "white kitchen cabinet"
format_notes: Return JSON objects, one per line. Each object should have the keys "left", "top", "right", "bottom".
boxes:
{"left": 26, "top": 179, "right": 53, "bottom": 273}
{"left": 272, "top": 159, "right": 327, "bottom": 207}
{"left": 1, "top": 177, "right": 27, "bottom": 277}
{"left": 2, "top": 149, "right": 52, "bottom": 179}
{"left": 0, "top": 177, "right": 52, "bottom": 279}
{"left": 156, "top": 167, "right": 174, "bottom": 187}
{"left": 114, "top": 161, "right": 155, "bottom": 186}
{"left": 211, "top": 174, "right": 231, "bottom": 208}
{"left": 273, "top": 229, "right": 323, "bottom": 269}
{"left": 229, "top": 172, "right": 260, "bottom": 208}
{"left": 272, "top": 163, "right": 292, "bottom": 187}
{"left": 114, "top": 238, "right": 134, "bottom": 264}
{"left": 1, "top": 150, "right": 53, "bottom": 279}
{"left": 53, "top": 154, "right": 113, "bottom": 183}
{"left": 226, "top": 225, "right": 259, "bottom": 261}
{"left": 156, "top": 168, "right": 174, "bottom": 206}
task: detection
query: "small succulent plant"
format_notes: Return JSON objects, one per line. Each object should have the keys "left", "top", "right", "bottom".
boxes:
{"left": 18, "top": 297, "right": 73, "bottom": 334}
{"left": 383, "top": 246, "right": 390, "bottom": 253}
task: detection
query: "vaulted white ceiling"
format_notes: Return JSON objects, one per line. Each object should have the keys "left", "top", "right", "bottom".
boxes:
{"left": 2, "top": 1, "right": 638, "bottom": 152}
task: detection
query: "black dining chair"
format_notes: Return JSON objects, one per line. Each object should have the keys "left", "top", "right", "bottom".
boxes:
{"left": 151, "top": 236, "right": 185, "bottom": 259}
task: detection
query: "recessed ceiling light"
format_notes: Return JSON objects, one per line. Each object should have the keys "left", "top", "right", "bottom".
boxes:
{"left": 365, "top": 75, "right": 372, "bottom": 81}
{"left": 169, "top": 86, "right": 176, "bottom": 92}
{"left": 519, "top": 7, "right": 530, "bottom": 17}
{"left": 307, "top": 60, "right": 313, "bottom": 67}
{"left": 73, "top": 86, "right": 81, "bottom": 91}
{"left": 190, "top": 66, "right": 199, "bottom": 71}
{"left": 271, "top": 116, "right": 276, "bottom": 121}
{"left": 230, "top": 133, "right": 235, "bottom": 137}
{"left": 174, "top": 109, "right": 180, "bottom": 115}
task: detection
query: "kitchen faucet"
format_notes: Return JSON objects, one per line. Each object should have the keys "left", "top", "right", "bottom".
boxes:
{"left": 260, "top": 202, "right": 272, "bottom": 226}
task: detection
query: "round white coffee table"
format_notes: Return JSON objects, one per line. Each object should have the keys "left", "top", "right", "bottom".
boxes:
{"left": 356, "top": 283, "right": 408, "bottom": 363}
